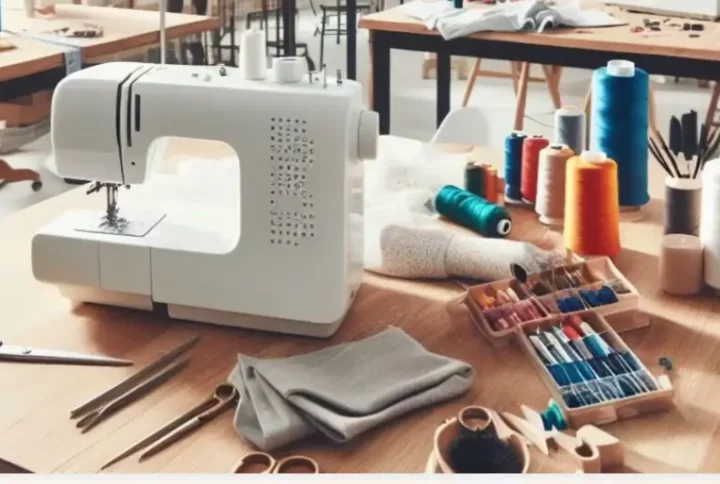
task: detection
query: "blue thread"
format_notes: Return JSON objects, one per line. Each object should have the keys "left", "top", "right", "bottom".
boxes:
{"left": 540, "top": 400, "right": 568, "bottom": 430}
{"left": 504, "top": 132, "right": 526, "bottom": 201}
{"left": 590, "top": 64, "right": 650, "bottom": 206}
{"left": 556, "top": 295, "right": 584, "bottom": 313}
{"left": 435, "top": 185, "right": 512, "bottom": 238}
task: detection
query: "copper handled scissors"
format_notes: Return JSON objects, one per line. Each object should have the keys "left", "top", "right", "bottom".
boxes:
{"left": 232, "top": 452, "right": 320, "bottom": 474}
{"left": 101, "top": 382, "right": 239, "bottom": 470}
{"left": 0, "top": 340, "right": 132, "bottom": 366}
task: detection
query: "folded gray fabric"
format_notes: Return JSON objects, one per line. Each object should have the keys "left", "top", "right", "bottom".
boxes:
{"left": 228, "top": 327, "right": 474, "bottom": 451}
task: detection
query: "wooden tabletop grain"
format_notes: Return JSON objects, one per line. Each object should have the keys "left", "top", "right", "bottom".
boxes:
{"left": 0, "top": 4, "right": 219, "bottom": 80}
{"left": 359, "top": 1, "right": 720, "bottom": 62}
{"left": 0, "top": 137, "right": 719, "bottom": 473}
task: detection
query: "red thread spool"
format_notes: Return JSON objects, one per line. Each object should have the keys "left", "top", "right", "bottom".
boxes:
{"left": 521, "top": 135, "right": 549, "bottom": 204}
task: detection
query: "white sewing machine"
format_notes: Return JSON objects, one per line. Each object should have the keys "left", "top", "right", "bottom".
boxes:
{"left": 32, "top": 58, "right": 378, "bottom": 338}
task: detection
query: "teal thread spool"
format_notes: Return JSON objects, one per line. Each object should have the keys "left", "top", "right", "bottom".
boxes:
{"left": 435, "top": 185, "right": 512, "bottom": 238}
{"left": 540, "top": 400, "right": 568, "bottom": 431}
{"left": 464, "top": 162, "right": 486, "bottom": 197}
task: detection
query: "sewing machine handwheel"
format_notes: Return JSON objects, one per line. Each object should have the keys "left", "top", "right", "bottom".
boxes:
{"left": 31, "top": 180, "right": 42, "bottom": 191}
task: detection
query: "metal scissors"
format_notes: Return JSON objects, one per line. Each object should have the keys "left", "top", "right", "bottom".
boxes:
{"left": 101, "top": 382, "right": 239, "bottom": 470}
{"left": 232, "top": 452, "right": 320, "bottom": 474}
{"left": 0, "top": 340, "right": 132, "bottom": 366}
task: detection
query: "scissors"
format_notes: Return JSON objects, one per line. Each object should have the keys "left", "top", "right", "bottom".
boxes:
{"left": 232, "top": 452, "right": 320, "bottom": 474}
{"left": 0, "top": 340, "right": 132, "bottom": 366}
{"left": 101, "top": 382, "right": 239, "bottom": 469}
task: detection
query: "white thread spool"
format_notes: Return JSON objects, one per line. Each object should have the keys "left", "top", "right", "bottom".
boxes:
{"left": 700, "top": 158, "right": 720, "bottom": 295}
{"left": 240, "top": 27, "right": 267, "bottom": 80}
{"left": 535, "top": 144, "right": 574, "bottom": 227}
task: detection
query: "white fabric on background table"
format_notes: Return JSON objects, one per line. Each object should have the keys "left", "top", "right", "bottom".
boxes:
{"left": 402, "top": 0, "right": 625, "bottom": 40}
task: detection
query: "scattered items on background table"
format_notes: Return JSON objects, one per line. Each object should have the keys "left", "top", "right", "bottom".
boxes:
{"left": 102, "top": 382, "right": 238, "bottom": 469}
{"left": 465, "top": 257, "right": 645, "bottom": 347}
{"left": 590, "top": 60, "right": 649, "bottom": 210}
{"left": 70, "top": 337, "right": 199, "bottom": 432}
{"left": 228, "top": 327, "right": 474, "bottom": 451}
{"left": 435, "top": 185, "right": 512, "bottom": 238}
{"left": 0, "top": 40, "right": 16, "bottom": 52}
{"left": 49, "top": 23, "right": 104, "bottom": 38}
{"left": 402, "top": 0, "right": 625, "bottom": 40}
{"left": 232, "top": 452, "right": 319, "bottom": 474}
{"left": 700, "top": 159, "right": 720, "bottom": 296}
{"left": 0, "top": 339, "right": 132, "bottom": 367}
{"left": 564, "top": 152, "right": 621, "bottom": 257}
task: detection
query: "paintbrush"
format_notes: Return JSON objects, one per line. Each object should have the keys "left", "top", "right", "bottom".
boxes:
{"left": 653, "top": 130, "right": 682, "bottom": 178}
{"left": 648, "top": 138, "right": 673, "bottom": 178}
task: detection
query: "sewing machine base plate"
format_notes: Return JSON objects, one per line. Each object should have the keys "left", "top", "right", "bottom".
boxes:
{"left": 73, "top": 209, "right": 166, "bottom": 237}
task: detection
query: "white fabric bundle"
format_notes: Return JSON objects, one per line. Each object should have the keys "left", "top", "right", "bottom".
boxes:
{"left": 401, "top": 0, "right": 625, "bottom": 40}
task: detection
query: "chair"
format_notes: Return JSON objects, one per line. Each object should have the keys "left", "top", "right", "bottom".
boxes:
{"left": 431, "top": 106, "right": 490, "bottom": 146}
{"left": 312, "top": 0, "right": 374, "bottom": 69}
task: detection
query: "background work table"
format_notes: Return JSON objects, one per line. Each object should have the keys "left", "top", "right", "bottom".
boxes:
{"left": 361, "top": 1, "right": 720, "bottom": 133}
{"left": 0, "top": 4, "right": 219, "bottom": 101}
{"left": 2, "top": 139, "right": 720, "bottom": 473}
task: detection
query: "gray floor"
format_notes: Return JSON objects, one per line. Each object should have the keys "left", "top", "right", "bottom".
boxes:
{"left": 0, "top": 6, "right": 712, "bottom": 218}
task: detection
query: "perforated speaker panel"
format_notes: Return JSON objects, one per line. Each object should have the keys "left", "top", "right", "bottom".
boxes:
{"left": 268, "top": 117, "right": 316, "bottom": 247}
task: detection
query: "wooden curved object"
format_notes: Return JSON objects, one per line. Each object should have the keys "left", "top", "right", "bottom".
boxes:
{"left": 0, "top": 159, "right": 41, "bottom": 188}
{"left": 433, "top": 417, "right": 530, "bottom": 474}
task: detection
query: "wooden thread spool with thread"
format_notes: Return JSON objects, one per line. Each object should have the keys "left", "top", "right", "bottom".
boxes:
{"left": 564, "top": 151, "right": 621, "bottom": 257}
{"left": 535, "top": 144, "right": 575, "bottom": 227}
{"left": 521, "top": 135, "right": 550, "bottom": 204}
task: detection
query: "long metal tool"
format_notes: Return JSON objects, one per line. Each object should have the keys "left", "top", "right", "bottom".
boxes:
{"left": 76, "top": 358, "right": 190, "bottom": 433}
{"left": 101, "top": 383, "right": 238, "bottom": 469}
{"left": 0, "top": 341, "right": 132, "bottom": 366}
{"left": 70, "top": 335, "right": 201, "bottom": 419}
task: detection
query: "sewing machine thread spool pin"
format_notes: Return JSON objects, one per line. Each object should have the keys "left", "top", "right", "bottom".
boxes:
{"left": 337, "top": 69, "right": 343, "bottom": 85}
{"left": 323, "top": 65, "right": 327, "bottom": 89}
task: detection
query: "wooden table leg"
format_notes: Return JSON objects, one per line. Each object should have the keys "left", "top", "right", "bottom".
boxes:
{"left": 542, "top": 65, "right": 562, "bottom": 110}
{"left": 706, "top": 81, "right": 720, "bottom": 128}
{"left": 511, "top": 62, "right": 521, "bottom": 95}
{"left": 462, "top": 58, "right": 481, "bottom": 107}
{"left": 513, "top": 62, "right": 530, "bottom": 131}
{"left": 648, "top": 84, "right": 658, "bottom": 134}
{"left": 583, "top": 86, "right": 591, "bottom": 150}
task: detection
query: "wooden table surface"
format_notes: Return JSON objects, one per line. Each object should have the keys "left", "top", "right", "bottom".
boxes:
{"left": 0, "top": 4, "right": 219, "bottom": 77}
{"left": 1, "top": 137, "right": 720, "bottom": 473}
{"left": 0, "top": 32, "right": 66, "bottom": 82}
{"left": 360, "top": 0, "right": 720, "bottom": 62}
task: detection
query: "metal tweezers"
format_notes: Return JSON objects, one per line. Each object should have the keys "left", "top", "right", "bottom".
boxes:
{"left": 101, "top": 382, "right": 239, "bottom": 469}
{"left": 70, "top": 336, "right": 200, "bottom": 433}
{"left": 0, "top": 340, "right": 132, "bottom": 366}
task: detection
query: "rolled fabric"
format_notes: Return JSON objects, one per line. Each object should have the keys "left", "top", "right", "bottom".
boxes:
{"left": 366, "top": 224, "right": 565, "bottom": 280}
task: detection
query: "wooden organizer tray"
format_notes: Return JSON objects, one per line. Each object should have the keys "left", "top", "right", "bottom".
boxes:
{"left": 465, "top": 257, "right": 649, "bottom": 347}
{"left": 517, "top": 311, "right": 673, "bottom": 428}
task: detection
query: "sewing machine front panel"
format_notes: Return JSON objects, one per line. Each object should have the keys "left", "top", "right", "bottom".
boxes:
{"left": 124, "top": 67, "right": 362, "bottom": 325}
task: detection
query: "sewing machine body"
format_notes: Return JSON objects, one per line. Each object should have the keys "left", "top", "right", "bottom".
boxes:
{"left": 32, "top": 62, "right": 376, "bottom": 338}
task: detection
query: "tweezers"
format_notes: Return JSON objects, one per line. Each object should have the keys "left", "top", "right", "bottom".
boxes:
{"left": 70, "top": 336, "right": 200, "bottom": 430}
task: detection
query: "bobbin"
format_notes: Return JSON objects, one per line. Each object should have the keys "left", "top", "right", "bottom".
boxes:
{"left": 505, "top": 131, "right": 528, "bottom": 205}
